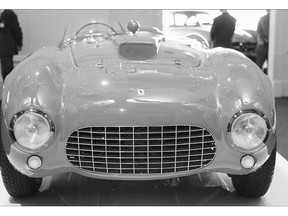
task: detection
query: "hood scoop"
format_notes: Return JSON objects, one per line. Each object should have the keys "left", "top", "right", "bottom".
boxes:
{"left": 117, "top": 20, "right": 160, "bottom": 61}
{"left": 118, "top": 40, "right": 159, "bottom": 60}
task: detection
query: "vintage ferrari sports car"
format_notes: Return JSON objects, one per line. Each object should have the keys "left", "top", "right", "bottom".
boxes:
{"left": 164, "top": 10, "right": 257, "bottom": 61}
{"left": 0, "top": 19, "right": 276, "bottom": 199}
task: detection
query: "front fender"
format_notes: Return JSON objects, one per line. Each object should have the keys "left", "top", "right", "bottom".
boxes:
{"left": 212, "top": 49, "right": 276, "bottom": 153}
{"left": 215, "top": 50, "right": 274, "bottom": 119}
{"left": 1, "top": 49, "right": 64, "bottom": 135}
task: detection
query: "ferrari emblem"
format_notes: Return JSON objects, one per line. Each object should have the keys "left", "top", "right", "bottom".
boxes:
{"left": 138, "top": 89, "right": 145, "bottom": 96}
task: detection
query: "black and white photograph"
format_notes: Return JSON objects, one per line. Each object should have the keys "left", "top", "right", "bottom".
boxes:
{"left": 0, "top": 0, "right": 287, "bottom": 211}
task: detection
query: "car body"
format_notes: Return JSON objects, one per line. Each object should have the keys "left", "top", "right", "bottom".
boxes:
{"left": 0, "top": 19, "right": 276, "bottom": 198}
{"left": 164, "top": 10, "right": 257, "bottom": 61}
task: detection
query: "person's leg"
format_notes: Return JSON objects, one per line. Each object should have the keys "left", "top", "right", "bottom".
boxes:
{"left": 0, "top": 56, "right": 14, "bottom": 81}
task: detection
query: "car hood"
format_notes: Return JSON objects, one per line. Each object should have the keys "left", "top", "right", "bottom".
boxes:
{"left": 70, "top": 33, "right": 202, "bottom": 68}
{"left": 61, "top": 48, "right": 219, "bottom": 130}
{"left": 63, "top": 33, "right": 210, "bottom": 113}
{"left": 63, "top": 61, "right": 216, "bottom": 103}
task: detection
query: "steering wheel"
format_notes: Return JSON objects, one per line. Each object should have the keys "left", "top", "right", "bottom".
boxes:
{"left": 75, "top": 21, "right": 118, "bottom": 36}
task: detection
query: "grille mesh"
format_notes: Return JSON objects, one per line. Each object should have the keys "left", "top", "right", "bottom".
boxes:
{"left": 66, "top": 126, "right": 216, "bottom": 175}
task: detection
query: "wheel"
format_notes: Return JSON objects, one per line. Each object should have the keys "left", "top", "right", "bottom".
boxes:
{"left": 231, "top": 144, "right": 276, "bottom": 198}
{"left": 0, "top": 133, "right": 42, "bottom": 198}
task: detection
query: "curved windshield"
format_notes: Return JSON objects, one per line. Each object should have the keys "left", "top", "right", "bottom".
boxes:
{"left": 196, "top": 13, "right": 213, "bottom": 26}
{"left": 60, "top": 19, "right": 125, "bottom": 47}
{"left": 185, "top": 13, "right": 213, "bottom": 27}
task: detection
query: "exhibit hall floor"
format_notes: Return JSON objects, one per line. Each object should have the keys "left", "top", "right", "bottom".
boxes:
{"left": 0, "top": 152, "right": 287, "bottom": 206}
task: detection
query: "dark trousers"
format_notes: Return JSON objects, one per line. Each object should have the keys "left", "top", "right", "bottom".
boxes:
{"left": 0, "top": 56, "right": 14, "bottom": 81}
{"left": 256, "top": 44, "right": 268, "bottom": 75}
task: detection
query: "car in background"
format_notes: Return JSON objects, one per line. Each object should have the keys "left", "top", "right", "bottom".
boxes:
{"left": 0, "top": 19, "right": 276, "bottom": 199}
{"left": 164, "top": 10, "right": 257, "bottom": 61}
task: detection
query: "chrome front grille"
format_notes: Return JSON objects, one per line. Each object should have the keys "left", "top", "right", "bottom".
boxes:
{"left": 66, "top": 126, "right": 216, "bottom": 175}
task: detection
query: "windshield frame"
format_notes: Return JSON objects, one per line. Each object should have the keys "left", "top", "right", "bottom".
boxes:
{"left": 59, "top": 19, "right": 126, "bottom": 48}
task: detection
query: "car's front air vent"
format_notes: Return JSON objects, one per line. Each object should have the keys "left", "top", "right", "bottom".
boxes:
{"left": 66, "top": 125, "right": 216, "bottom": 176}
{"left": 119, "top": 43, "right": 157, "bottom": 60}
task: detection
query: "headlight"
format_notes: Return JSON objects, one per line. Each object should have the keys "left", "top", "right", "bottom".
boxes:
{"left": 10, "top": 109, "right": 54, "bottom": 152}
{"left": 229, "top": 111, "right": 269, "bottom": 152}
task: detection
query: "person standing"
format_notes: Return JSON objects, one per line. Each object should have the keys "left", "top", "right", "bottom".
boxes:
{"left": 210, "top": 9, "right": 236, "bottom": 48}
{"left": 256, "top": 10, "right": 270, "bottom": 74}
{"left": 0, "top": 9, "right": 23, "bottom": 81}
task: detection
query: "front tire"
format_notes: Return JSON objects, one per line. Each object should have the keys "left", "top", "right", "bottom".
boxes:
{"left": 0, "top": 137, "right": 42, "bottom": 198}
{"left": 231, "top": 144, "right": 276, "bottom": 198}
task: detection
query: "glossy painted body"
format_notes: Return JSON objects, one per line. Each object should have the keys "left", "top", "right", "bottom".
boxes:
{"left": 1, "top": 21, "right": 276, "bottom": 180}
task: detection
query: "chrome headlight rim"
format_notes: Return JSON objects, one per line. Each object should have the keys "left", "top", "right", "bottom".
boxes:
{"left": 227, "top": 109, "right": 271, "bottom": 153}
{"left": 9, "top": 108, "right": 55, "bottom": 153}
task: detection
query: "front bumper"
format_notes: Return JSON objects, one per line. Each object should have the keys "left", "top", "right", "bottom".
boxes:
{"left": 1, "top": 112, "right": 277, "bottom": 180}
